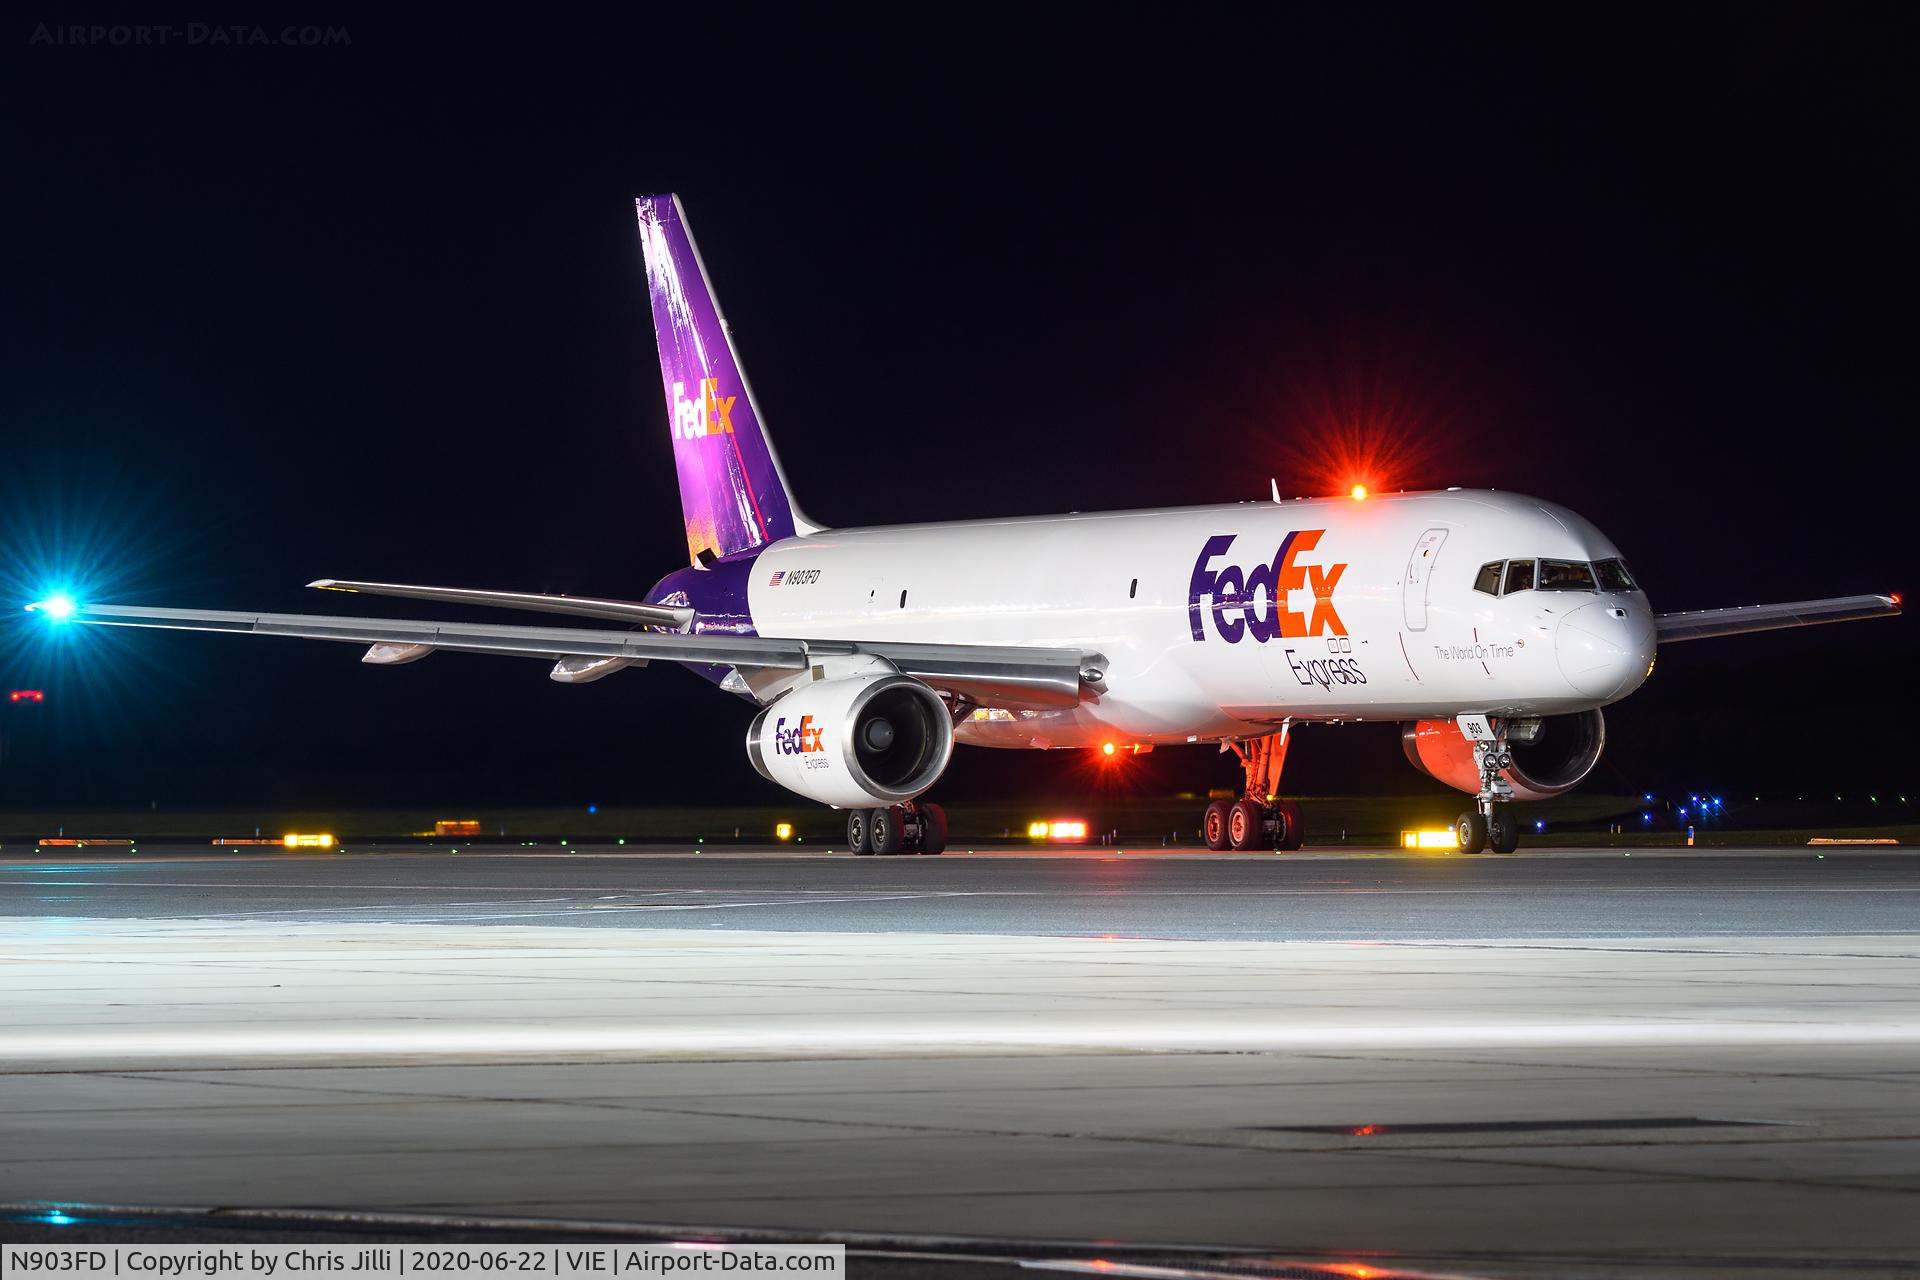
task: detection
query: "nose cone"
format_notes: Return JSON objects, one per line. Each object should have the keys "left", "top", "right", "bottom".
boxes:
{"left": 1556, "top": 601, "right": 1656, "bottom": 701}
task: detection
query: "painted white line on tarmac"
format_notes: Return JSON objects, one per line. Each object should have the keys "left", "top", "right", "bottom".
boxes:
{"left": 5, "top": 1017, "right": 1920, "bottom": 1062}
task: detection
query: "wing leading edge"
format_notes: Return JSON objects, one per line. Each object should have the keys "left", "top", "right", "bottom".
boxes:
{"left": 60, "top": 603, "right": 1095, "bottom": 710}
{"left": 1654, "top": 593, "right": 1899, "bottom": 643}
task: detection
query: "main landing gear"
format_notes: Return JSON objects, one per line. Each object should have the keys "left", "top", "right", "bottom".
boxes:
{"left": 1202, "top": 727, "right": 1305, "bottom": 852}
{"left": 848, "top": 801, "right": 948, "bottom": 856}
{"left": 1453, "top": 717, "right": 1521, "bottom": 854}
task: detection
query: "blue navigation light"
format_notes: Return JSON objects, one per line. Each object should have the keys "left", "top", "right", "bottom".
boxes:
{"left": 28, "top": 593, "right": 77, "bottom": 621}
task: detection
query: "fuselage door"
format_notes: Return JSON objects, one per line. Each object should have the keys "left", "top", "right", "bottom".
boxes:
{"left": 1403, "top": 528, "right": 1449, "bottom": 632}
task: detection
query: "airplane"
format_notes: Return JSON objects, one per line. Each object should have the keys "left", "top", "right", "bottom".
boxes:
{"left": 34, "top": 194, "right": 1901, "bottom": 856}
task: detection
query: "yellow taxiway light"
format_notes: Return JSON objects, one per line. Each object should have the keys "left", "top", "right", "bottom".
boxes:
{"left": 775, "top": 822, "right": 794, "bottom": 841}
{"left": 283, "top": 833, "right": 335, "bottom": 849}
{"left": 1401, "top": 829, "right": 1458, "bottom": 850}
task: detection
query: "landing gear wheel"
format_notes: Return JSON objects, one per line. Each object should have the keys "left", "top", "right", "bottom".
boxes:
{"left": 847, "top": 809, "right": 873, "bottom": 856}
{"left": 1455, "top": 810, "right": 1488, "bottom": 855}
{"left": 1203, "top": 800, "right": 1232, "bottom": 851}
{"left": 1487, "top": 806, "right": 1520, "bottom": 855}
{"left": 918, "top": 802, "right": 947, "bottom": 855}
{"left": 870, "top": 806, "right": 906, "bottom": 856}
{"left": 1274, "top": 799, "right": 1304, "bottom": 851}
{"left": 1228, "top": 799, "right": 1266, "bottom": 851}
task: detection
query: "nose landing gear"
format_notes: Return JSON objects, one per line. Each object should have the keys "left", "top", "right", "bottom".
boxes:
{"left": 1202, "top": 727, "right": 1305, "bottom": 851}
{"left": 1455, "top": 716, "right": 1522, "bottom": 854}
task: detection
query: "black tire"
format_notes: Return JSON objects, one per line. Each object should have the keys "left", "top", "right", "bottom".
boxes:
{"left": 1203, "top": 800, "right": 1233, "bottom": 850}
{"left": 1456, "top": 810, "right": 1488, "bottom": 855}
{"left": 1228, "top": 799, "right": 1266, "bottom": 851}
{"left": 847, "top": 809, "right": 873, "bottom": 855}
{"left": 871, "top": 805, "right": 906, "bottom": 855}
{"left": 918, "top": 802, "right": 947, "bottom": 855}
{"left": 1488, "top": 806, "right": 1520, "bottom": 854}
{"left": 1274, "top": 799, "right": 1305, "bottom": 851}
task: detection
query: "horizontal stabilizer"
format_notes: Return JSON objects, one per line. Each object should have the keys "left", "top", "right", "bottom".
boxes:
{"left": 1655, "top": 594, "right": 1899, "bottom": 643}
{"left": 310, "top": 579, "right": 694, "bottom": 629}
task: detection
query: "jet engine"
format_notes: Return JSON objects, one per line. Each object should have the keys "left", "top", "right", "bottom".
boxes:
{"left": 746, "top": 673, "right": 953, "bottom": 809}
{"left": 1400, "top": 709, "right": 1606, "bottom": 800}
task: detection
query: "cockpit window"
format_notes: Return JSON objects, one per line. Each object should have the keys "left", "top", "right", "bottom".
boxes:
{"left": 1593, "top": 558, "right": 1637, "bottom": 592}
{"left": 1487, "top": 557, "right": 1631, "bottom": 597}
{"left": 1538, "top": 559, "right": 1597, "bottom": 591}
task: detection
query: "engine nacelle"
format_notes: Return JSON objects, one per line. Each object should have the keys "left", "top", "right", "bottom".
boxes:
{"left": 1400, "top": 709, "right": 1606, "bottom": 800}
{"left": 746, "top": 674, "right": 953, "bottom": 809}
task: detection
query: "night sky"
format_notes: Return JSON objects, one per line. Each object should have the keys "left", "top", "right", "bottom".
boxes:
{"left": 1, "top": 7, "right": 1914, "bottom": 810}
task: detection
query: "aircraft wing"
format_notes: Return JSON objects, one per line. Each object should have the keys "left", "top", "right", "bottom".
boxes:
{"left": 1654, "top": 593, "right": 1900, "bottom": 643}
{"left": 56, "top": 603, "right": 1095, "bottom": 709}
{"left": 307, "top": 579, "right": 696, "bottom": 629}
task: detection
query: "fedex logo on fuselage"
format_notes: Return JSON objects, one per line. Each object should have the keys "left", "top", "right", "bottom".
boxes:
{"left": 773, "top": 714, "right": 825, "bottom": 756}
{"left": 671, "top": 376, "right": 737, "bottom": 441}
{"left": 1189, "top": 531, "right": 1348, "bottom": 643}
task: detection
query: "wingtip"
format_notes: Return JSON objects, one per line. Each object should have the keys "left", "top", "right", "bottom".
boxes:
{"left": 307, "top": 580, "right": 352, "bottom": 591}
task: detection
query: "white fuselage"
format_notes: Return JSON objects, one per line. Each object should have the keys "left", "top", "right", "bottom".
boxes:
{"left": 743, "top": 489, "right": 1658, "bottom": 748}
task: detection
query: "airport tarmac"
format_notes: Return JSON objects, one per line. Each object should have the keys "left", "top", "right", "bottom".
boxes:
{"left": 2, "top": 846, "right": 1917, "bottom": 1278}
{"left": 1, "top": 843, "right": 1916, "bottom": 939}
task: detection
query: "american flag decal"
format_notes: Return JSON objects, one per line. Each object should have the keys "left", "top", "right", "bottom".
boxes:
{"left": 768, "top": 570, "right": 785, "bottom": 587}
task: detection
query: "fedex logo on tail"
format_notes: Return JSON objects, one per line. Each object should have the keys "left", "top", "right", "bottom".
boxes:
{"left": 773, "top": 714, "right": 825, "bottom": 756}
{"left": 671, "top": 377, "right": 737, "bottom": 441}
{"left": 1189, "top": 531, "right": 1348, "bottom": 643}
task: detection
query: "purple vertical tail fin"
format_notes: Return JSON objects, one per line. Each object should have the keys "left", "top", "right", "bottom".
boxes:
{"left": 637, "top": 194, "right": 819, "bottom": 567}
